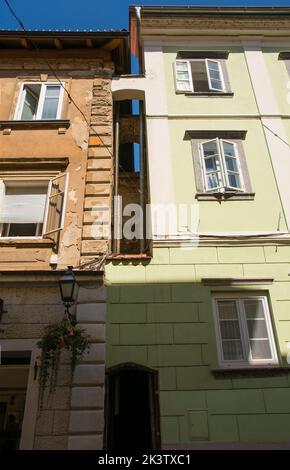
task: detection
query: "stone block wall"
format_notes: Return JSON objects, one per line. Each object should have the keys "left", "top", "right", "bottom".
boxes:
{"left": 0, "top": 282, "right": 107, "bottom": 450}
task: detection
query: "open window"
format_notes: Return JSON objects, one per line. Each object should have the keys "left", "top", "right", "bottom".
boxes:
{"left": 0, "top": 173, "right": 68, "bottom": 238}
{"left": 15, "top": 83, "right": 64, "bottom": 120}
{"left": 174, "top": 52, "right": 230, "bottom": 94}
{"left": 200, "top": 138, "right": 244, "bottom": 192}
{"left": 187, "top": 130, "right": 253, "bottom": 199}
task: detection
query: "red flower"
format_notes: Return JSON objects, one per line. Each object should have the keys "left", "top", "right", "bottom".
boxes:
{"left": 57, "top": 337, "right": 65, "bottom": 347}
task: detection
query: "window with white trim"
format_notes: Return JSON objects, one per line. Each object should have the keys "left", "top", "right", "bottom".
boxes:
{"left": 200, "top": 138, "right": 244, "bottom": 192}
{"left": 0, "top": 173, "right": 68, "bottom": 238}
{"left": 174, "top": 58, "right": 227, "bottom": 93}
{"left": 15, "top": 83, "right": 64, "bottom": 120}
{"left": 213, "top": 295, "right": 278, "bottom": 367}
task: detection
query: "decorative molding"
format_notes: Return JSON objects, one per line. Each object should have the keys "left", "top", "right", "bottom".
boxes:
{"left": 202, "top": 278, "right": 273, "bottom": 286}
{"left": 0, "top": 119, "right": 70, "bottom": 131}
{"left": 184, "top": 130, "right": 247, "bottom": 140}
{"left": 177, "top": 50, "right": 229, "bottom": 59}
{"left": 0, "top": 238, "right": 54, "bottom": 248}
{"left": 211, "top": 366, "right": 290, "bottom": 378}
{"left": 184, "top": 92, "right": 234, "bottom": 97}
{"left": 278, "top": 52, "right": 290, "bottom": 60}
{"left": 196, "top": 192, "right": 255, "bottom": 201}
{"left": 0, "top": 157, "right": 69, "bottom": 172}
{"left": 153, "top": 232, "right": 290, "bottom": 247}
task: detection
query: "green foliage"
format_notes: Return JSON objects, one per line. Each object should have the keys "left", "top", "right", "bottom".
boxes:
{"left": 37, "top": 318, "right": 90, "bottom": 409}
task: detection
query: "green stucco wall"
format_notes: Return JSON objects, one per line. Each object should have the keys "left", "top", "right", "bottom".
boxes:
{"left": 106, "top": 245, "right": 290, "bottom": 446}
{"left": 163, "top": 46, "right": 258, "bottom": 116}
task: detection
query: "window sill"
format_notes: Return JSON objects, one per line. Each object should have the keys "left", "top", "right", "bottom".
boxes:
{"left": 0, "top": 238, "right": 54, "bottom": 247}
{"left": 211, "top": 366, "right": 290, "bottom": 378}
{"left": 196, "top": 192, "right": 255, "bottom": 201}
{"left": 0, "top": 119, "right": 70, "bottom": 134}
{"left": 184, "top": 92, "right": 234, "bottom": 97}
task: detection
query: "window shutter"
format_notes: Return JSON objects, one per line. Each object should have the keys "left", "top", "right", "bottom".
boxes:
{"left": 174, "top": 60, "right": 193, "bottom": 92}
{"left": 43, "top": 173, "right": 69, "bottom": 237}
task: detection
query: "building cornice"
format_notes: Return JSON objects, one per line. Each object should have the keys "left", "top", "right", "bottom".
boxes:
{"left": 153, "top": 232, "right": 290, "bottom": 247}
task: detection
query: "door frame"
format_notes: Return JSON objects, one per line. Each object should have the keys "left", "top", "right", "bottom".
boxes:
{"left": 104, "top": 362, "right": 161, "bottom": 450}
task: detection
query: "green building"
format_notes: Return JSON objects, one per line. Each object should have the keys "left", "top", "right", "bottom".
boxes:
{"left": 107, "top": 6, "right": 290, "bottom": 449}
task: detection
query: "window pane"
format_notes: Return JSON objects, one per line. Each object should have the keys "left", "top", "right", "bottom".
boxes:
{"left": 244, "top": 300, "right": 265, "bottom": 319}
{"left": 228, "top": 173, "right": 241, "bottom": 188}
{"left": 205, "top": 157, "right": 217, "bottom": 172}
{"left": 209, "top": 69, "right": 221, "bottom": 80}
{"left": 21, "top": 90, "right": 38, "bottom": 120}
{"left": 247, "top": 320, "right": 268, "bottom": 339}
{"left": 176, "top": 61, "right": 188, "bottom": 71}
{"left": 222, "top": 340, "right": 244, "bottom": 361}
{"left": 210, "top": 79, "right": 223, "bottom": 90}
{"left": 6, "top": 223, "right": 38, "bottom": 237}
{"left": 42, "top": 86, "right": 60, "bottom": 119}
{"left": 222, "top": 142, "right": 235, "bottom": 157}
{"left": 220, "top": 320, "right": 241, "bottom": 339}
{"left": 250, "top": 339, "right": 272, "bottom": 359}
{"left": 217, "top": 300, "right": 244, "bottom": 361}
{"left": 203, "top": 140, "right": 219, "bottom": 157}
{"left": 207, "top": 173, "right": 219, "bottom": 189}
{"left": 177, "top": 71, "right": 189, "bottom": 80}
{"left": 225, "top": 156, "right": 238, "bottom": 172}
{"left": 218, "top": 300, "right": 238, "bottom": 320}
{"left": 207, "top": 60, "right": 220, "bottom": 71}
{"left": 177, "top": 82, "right": 191, "bottom": 91}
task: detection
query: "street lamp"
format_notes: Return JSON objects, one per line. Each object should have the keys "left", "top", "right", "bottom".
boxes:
{"left": 59, "top": 268, "right": 77, "bottom": 321}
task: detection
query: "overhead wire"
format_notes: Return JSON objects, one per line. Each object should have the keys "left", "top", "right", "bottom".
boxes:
{"left": 2, "top": 0, "right": 141, "bottom": 193}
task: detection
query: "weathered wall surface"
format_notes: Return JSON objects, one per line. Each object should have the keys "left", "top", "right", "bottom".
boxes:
{"left": 106, "top": 244, "right": 290, "bottom": 447}
{"left": 0, "top": 281, "right": 106, "bottom": 450}
{"left": 0, "top": 56, "right": 115, "bottom": 271}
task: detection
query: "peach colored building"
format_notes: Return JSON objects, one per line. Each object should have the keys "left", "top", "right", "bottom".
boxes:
{"left": 0, "top": 30, "right": 129, "bottom": 450}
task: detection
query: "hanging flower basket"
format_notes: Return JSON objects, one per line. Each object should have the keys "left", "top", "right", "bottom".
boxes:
{"left": 37, "top": 317, "right": 90, "bottom": 409}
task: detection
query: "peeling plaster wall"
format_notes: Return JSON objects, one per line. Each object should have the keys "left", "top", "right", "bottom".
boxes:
{"left": 0, "top": 56, "right": 115, "bottom": 271}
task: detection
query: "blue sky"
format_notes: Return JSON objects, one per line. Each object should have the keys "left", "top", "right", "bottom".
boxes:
{"left": 1, "top": 0, "right": 290, "bottom": 31}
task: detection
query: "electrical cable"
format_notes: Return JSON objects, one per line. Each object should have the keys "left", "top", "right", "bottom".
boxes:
{"left": 2, "top": 0, "right": 141, "bottom": 193}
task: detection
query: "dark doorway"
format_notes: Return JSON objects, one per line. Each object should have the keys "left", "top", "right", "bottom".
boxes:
{"left": 105, "top": 363, "right": 160, "bottom": 450}
{"left": 0, "top": 352, "right": 31, "bottom": 450}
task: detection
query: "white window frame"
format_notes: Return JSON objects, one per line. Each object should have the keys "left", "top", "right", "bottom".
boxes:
{"left": 212, "top": 294, "right": 278, "bottom": 368}
{"left": 14, "top": 82, "right": 64, "bottom": 120}
{"left": 0, "top": 174, "right": 68, "bottom": 239}
{"left": 173, "top": 60, "right": 194, "bottom": 93}
{"left": 205, "top": 59, "right": 225, "bottom": 92}
{"left": 174, "top": 57, "right": 226, "bottom": 94}
{"left": 0, "top": 180, "right": 48, "bottom": 239}
{"left": 199, "top": 138, "right": 224, "bottom": 191}
{"left": 199, "top": 138, "right": 245, "bottom": 192}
